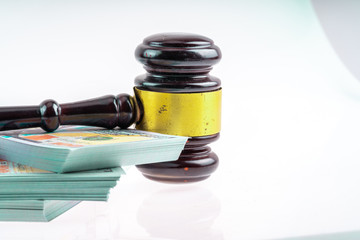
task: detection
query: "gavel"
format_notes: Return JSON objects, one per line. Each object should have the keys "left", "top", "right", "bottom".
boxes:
{"left": 0, "top": 33, "right": 222, "bottom": 183}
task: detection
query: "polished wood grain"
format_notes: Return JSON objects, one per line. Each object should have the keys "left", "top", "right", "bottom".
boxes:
{"left": 0, "top": 94, "right": 137, "bottom": 132}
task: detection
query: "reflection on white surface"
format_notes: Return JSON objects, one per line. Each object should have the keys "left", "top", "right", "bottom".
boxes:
{"left": 137, "top": 186, "right": 223, "bottom": 240}
{"left": 0, "top": 174, "right": 223, "bottom": 240}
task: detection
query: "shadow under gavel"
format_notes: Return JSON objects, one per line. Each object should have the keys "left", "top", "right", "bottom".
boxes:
{"left": 0, "top": 33, "right": 222, "bottom": 183}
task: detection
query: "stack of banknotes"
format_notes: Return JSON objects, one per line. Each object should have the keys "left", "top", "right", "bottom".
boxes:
{"left": 0, "top": 200, "right": 80, "bottom": 222}
{"left": 0, "top": 126, "right": 187, "bottom": 173}
{"left": 0, "top": 160, "right": 123, "bottom": 201}
{"left": 0, "top": 126, "right": 188, "bottom": 222}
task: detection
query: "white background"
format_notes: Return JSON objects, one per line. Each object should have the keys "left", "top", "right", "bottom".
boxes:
{"left": 1, "top": 0, "right": 360, "bottom": 239}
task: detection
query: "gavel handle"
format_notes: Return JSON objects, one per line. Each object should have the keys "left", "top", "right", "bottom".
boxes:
{"left": 0, "top": 94, "right": 139, "bottom": 132}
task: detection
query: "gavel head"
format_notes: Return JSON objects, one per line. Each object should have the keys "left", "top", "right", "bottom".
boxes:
{"left": 133, "top": 32, "right": 222, "bottom": 138}
{"left": 133, "top": 33, "right": 222, "bottom": 183}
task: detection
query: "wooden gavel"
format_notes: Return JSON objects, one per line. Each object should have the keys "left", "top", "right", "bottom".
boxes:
{"left": 0, "top": 33, "right": 222, "bottom": 183}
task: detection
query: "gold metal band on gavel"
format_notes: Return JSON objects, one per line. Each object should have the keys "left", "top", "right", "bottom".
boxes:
{"left": 134, "top": 88, "right": 222, "bottom": 137}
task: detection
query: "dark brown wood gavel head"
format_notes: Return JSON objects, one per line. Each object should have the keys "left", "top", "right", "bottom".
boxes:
{"left": 0, "top": 33, "right": 222, "bottom": 183}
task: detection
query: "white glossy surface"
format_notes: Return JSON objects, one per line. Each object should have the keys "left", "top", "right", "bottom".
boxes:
{"left": 1, "top": 1, "right": 360, "bottom": 239}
